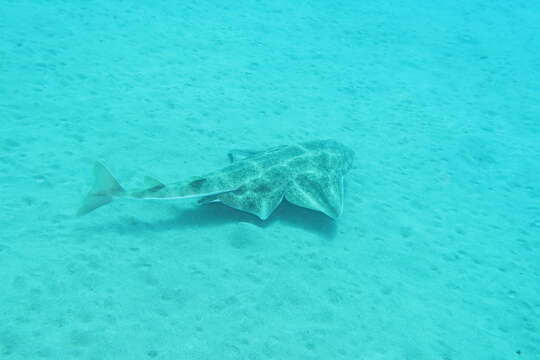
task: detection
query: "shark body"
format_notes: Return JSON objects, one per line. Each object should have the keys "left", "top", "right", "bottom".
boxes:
{"left": 78, "top": 139, "right": 354, "bottom": 220}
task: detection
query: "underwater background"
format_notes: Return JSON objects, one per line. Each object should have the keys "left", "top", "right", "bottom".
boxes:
{"left": 1, "top": 0, "right": 539, "bottom": 359}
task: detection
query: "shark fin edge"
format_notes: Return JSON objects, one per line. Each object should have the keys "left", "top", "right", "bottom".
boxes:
{"left": 76, "top": 161, "right": 125, "bottom": 216}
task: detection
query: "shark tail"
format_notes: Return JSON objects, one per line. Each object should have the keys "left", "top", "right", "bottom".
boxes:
{"left": 77, "top": 161, "right": 126, "bottom": 216}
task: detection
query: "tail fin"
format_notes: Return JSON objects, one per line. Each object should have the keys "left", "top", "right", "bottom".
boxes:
{"left": 77, "top": 162, "right": 126, "bottom": 216}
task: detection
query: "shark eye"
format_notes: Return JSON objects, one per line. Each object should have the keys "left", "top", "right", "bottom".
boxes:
{"left": 232, "top": 185, "right": 247, "bottom": 195}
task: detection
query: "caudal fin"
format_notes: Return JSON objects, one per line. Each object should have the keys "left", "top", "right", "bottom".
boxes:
{"left": 77, "top": 162, "right": 126, "bottom": 216}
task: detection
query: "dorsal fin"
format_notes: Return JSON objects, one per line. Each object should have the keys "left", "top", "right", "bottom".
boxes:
{"left": 144, "top": 176, "right": 165, "bottom": 189}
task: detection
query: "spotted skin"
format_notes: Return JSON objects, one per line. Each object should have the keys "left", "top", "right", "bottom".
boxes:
{"left": 78, "top": 140, "right": 354, "bottom": 220}
{"left": 129, "top": 140, "right": 354, "bottom": 220}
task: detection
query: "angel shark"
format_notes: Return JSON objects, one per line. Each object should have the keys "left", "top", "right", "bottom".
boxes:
{"left": 77, "top": 139, "right": 354, "bottom": 220}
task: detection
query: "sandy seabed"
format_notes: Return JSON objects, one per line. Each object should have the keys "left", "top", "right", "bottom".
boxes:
{"left": 1, "top": 1, "right": 539, "bottom": 359}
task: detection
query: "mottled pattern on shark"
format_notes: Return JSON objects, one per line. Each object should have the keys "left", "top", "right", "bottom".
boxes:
{"left": 77, "top": 139, "right": 354, "bottom": 220}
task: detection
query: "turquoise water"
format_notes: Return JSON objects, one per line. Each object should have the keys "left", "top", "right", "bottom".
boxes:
{"left": 1, "top": 1, "right": 539, "bottom": 359}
